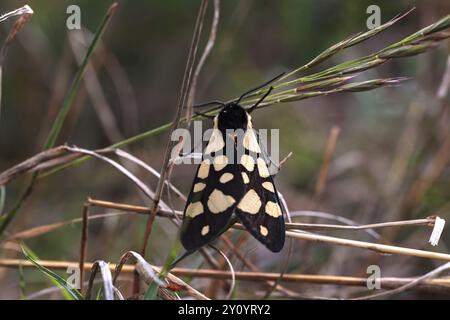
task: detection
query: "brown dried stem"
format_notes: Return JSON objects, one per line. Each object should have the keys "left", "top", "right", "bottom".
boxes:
{"left": 79, "top": 203, "right": 90, "bottom": 292}
{"left": 314, "top": 126, "right": 341, "bottom": 201}
{"left": 139, "top": 0, "right": 209, "bottom": 259}
{"left": 1, "top": 258, "right": 449, "bottom": 294}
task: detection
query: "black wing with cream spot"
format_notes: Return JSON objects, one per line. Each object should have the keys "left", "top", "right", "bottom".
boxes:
{"left": 180, "top": 132, "right": 245, "bottom": 252}
{"left": 234, "top": 127, "right": 285, "bottom": 252}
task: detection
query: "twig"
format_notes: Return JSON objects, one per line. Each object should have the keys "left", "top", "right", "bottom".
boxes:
{"left": 5, "top": 202, "right": 435, "bottom": 244}
{"left": 85, "top": 260, "right": 114, "bottom": 300}
{"left": 0, "top": 145, "right": 184, "bottom": 206}
{"left": 2, "top": 258, "right": 449, "bottom": 293}
{"left": 0, "top": 5, "right": 33, "bottom": 65}
{"left": 281, "top": 229, "right": 450, "bottom": 261}
{"left": 87, "top": 198, "right": 450, "bottom": 261}
{"left": 32, "top": 154, "right": 82, "bottom": 172}
{"left": 0, "top": 146, "right": 67, "bottom": 186}
{"left": 210, "top": 245, "right": 235, "bottom": 300}
{"left": 352, "top": 261, "right": 450, "bottom": 299}
{"left": 62, "top": 146, "right": 158, "bottom": 204}
{"left": 139, "top": 0, "right": 208, "bottom": 259}
{"left": 207, "top": 233, "right": 246, "bottom": 298}
{"left": 289, "top": 210, "right": 381, "bottom": 240}
{"left": 186, "top": 0, "right": 220, "bottom": 122}
{"left": 114, "top": 149, "right": 186, "bottom": 201}
{"left": 36, "top": 13, "right": 450, "bottom": 180}
{"left": 7, "top": 200, "right": 445, "bottom": 267}
{"left": 113, "top": 251, "right": 164, "bottom": 287}
{"left": 0, "top": 5, "right": 33, "bottom": 22}
{"left": 79, "top": 203, "right": 89, "bottom": 292}
{"left": 113, "top": 251, "right": 208, "bottom": 300}
{"left": 315, "top": 126, "right": 340, "bottom": 199}
{"left": 286, "top": 217, "right": 435, "bottom": 232}
{"left": 86, "top": 198, "right": 436, "bottom": 232}
{"left": 6, "top": 211, "right": 128, "bottom": 240}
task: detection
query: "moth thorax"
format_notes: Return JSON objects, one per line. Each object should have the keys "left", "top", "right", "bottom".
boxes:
{"left": 218, "top": 103, "right": 248, "bottom": 132}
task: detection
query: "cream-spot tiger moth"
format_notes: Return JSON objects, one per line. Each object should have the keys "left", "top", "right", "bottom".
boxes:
{"left": 180, "top": 74, "right": 285, "bottom": 253}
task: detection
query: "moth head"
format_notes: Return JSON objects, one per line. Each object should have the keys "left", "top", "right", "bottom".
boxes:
{"left": 217, "top": 102, "right": 249, "bottom": 131}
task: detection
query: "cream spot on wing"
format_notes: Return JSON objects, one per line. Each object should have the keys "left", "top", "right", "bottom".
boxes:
{"left": 243, "top": 129, "right": 261, "bottom": 153}
{"left": 240, "top": 154, "right": 255, "bottom": 172}
{"left": 213, "top": 155, "right": 228, "bottom": 171}
{"left": 205, "top": 129, "right": 225, "bottom": 154}
{"left": 219, "top": 173, "right": 234, "bottom": 184}
{"left": 198, "top": 159, "right": 211, "bottom": 179}
{"left": 260, "top": 225, "right": 268, "bottom": 237}
{"left": 257, "top": 158, "right": 270, "bottom": 178}
{"left": 207, "top": 189, "right": 236, "bottom": 214}
{"left": 193, "top": 182, "right": 206, "bottom": 193}
{"left": 262, "top": 182, "right": 275, "bottom": 193}
{"left": 242, "top": 172, "right": 249, "bottom": 184}
{"left": 186, "top": 202, "right": 204, "bottom": 218}
{"left": 237, "top": 189, "right": 261, "bottom": 214}
{"left": 201, "top": 225, "right": 210, "bottom": 236}
{"left": 265, "top": 201, "right": 282, "bottom": 218}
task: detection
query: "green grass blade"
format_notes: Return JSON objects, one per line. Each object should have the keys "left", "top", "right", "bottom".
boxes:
{"left": 22, "top": 244, "right": 74, "bottom": 300}
{"left": 43, "top": 3, "right": 117, "bottom": 150}
{"left": 0, "top": 186, "right": 5, "bottom": 214}
{"left": 23, "top": 244, "right": 73, "bottom": 300}
{"left": 143, "top": 240, "right": 182, "bottom": 300}
{"left": 18, "top": 264, "right": 27, "bottom": 299}
{"left": 143, "top": 282, "right": 159, "bottom": 300}
{"left": 0, "top": 3, "right": 118, "bottom": 238}
{"left": 39, "top": 120, "right": 173, "bottom": 179}
{"left": 22, "top": 246, "right": 84, "bottom": 300}
{"left": 28, "top": 11, "right": 450, "bottom": 183}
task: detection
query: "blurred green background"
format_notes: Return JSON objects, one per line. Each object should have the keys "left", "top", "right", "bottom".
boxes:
{"left": 0, "top": 0, "right": 449, "bottom": 299}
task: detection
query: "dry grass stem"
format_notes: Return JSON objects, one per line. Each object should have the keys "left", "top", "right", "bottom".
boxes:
{"left": 139, "top": 0, "right": 209, "bottom": 259}
{"left": 315, "top": 126, "right": 341, "bottom": 199}
{"left": 186, "top": 0, "right": 220, "bottom": 122}
{"left": 2, "top": 258, "right": 449, "bottom": 294}
{"left": 79, "top": 203, "right": 89, "bottom": 292}
{"left": 85, "top": 260, "right": 114, "bottom": 300}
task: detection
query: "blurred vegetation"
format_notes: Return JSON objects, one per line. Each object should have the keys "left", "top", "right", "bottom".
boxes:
{"left": 0, "top": 0, "right": 449, "bottom": 299}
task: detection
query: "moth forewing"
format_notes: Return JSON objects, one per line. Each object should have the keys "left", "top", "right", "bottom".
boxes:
{"left": 234, "top": 116, "right": 286, "bottom": 252}
{"left": 181, "top": 100, "right": 285, "bottom": 253}
{"left": 180, "top": 120, "right": 245, "bottom": 252}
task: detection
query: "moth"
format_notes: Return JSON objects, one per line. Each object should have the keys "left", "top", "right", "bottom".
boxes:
{"left": 180, "top": 74, "right": 285, "bottom": 253}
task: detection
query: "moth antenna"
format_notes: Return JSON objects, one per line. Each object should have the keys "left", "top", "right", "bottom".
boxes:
{"left": 235, "top": 72, "right": 284, "bottom": 105}
{"left": 248, "top": 86, "right": 273, "bottom": 113}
